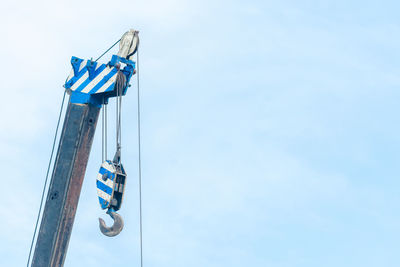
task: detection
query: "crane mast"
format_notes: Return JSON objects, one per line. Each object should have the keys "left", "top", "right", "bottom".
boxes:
{"left": 31, "top": 30, "right": 139, "bottom": 267}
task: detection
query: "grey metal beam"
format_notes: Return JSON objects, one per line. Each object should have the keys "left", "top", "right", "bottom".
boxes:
{"left": 32, "top": 102, "right": 100, "bottom": 267}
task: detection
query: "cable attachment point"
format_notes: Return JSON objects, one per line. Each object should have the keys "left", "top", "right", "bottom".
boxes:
{"left": 113, "top": 145, "right": 121, "bottom": 164}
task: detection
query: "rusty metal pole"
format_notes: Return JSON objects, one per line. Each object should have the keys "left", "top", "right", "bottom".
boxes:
{"left": 32, "top": 102, "right": 100, "bottom": 267}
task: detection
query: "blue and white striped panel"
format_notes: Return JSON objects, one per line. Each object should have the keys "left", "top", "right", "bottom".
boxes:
{"left": 96, "top": 160, "right": 116, "bottom": 209}
{"left": 66, "top": 60, "right": 119, "bottom": 95}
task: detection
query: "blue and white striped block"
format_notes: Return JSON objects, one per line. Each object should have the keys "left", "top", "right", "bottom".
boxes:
{"left": 65, "top": 57, "right": 119, "bottom": 95}
{"left": 64, "top": 55, "right": 135, "bottom": 106}
{"left": 96, "top": 160, "right": 116, "bottom": 210}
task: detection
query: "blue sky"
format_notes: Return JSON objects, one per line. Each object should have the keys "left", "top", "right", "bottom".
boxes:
{"left": 1, "top": 0, "right": 400, "bottom": 266}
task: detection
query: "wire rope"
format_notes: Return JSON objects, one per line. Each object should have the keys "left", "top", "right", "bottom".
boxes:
{"left": 94, "top": 38, "right": 121, "bottom": 62}
{"left": 26, "top": 90, "right": 67, "bottom": 267}
{"left": 105, "top": 105, "right": 108, "bottom": 160}
{"left": 102, "top": 104, "right": 105, "bottom": 162}
{"left": 136, "top": 48, "right": 144, "bottom": 267}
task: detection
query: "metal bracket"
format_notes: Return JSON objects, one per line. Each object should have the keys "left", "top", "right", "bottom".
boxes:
{"left": 64, "top": 55, "right": 135, "bottom": 107}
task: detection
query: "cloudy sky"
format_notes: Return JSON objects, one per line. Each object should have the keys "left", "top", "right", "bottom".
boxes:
{"left": 1, "top": 0, "right": 400, "bottom": 266}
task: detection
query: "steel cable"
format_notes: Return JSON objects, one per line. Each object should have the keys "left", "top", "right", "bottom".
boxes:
{"left": 26, "top": 90, "right": 67, "bottom": 267}
{"left": 136, "top": 48, "right": 144, "bottom": 267}
{"left": 95, "top": 38, "right": 121, "bottom": 62}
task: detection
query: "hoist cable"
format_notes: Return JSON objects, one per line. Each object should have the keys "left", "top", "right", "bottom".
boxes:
{"left": 94, "top": 38, "right": 121, "bottom": 62}
{"left": 136, "top": 48, "right": 144, "bottom": 267}
{"left": 26, "top": 90, "right": 67, "bottom": 267}
{"left": 119, "top": 85, "right": 122, "bottom": 152}
{"left": 112, "top": 71, "right": 125, "bottom": 163}
{"left": 116, "top": 77, "right": 121, "bottom": 155}
{"left": 102, "top": 104, "right": 105, "bottom": 162}
{"left": 105, "top": 105, "right": 108, "bottom": 160}
{"left": 101, "top": 101, "right": 110, "bottom": 162}
{"left": 97, "top": 37, "right": 122, "bottom": 163}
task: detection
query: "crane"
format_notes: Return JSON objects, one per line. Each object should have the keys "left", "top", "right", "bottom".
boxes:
{"left": 29, "top": 29, "right": 139, "bottom": 267}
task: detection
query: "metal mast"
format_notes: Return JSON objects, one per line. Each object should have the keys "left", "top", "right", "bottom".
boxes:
{"left": 32, "top": 103, "right": 100, "bottom": 266}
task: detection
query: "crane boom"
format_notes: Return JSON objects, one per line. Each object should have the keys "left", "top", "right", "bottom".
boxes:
{"left": 31, "top": 29, "right": 139, "bottom": 267}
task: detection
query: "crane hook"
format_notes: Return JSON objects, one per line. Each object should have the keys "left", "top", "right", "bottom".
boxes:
{"left": 98, "top": 210, "right": 124, "bottom": 237}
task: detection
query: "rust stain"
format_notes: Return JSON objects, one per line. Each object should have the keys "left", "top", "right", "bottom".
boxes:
{"left": 52, "top": 106, "right": 100, "bottom": 266}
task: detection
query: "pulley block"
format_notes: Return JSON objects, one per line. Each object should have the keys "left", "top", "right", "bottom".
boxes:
{"left": 96, "top": 160, "right": 127, "bottom": 237}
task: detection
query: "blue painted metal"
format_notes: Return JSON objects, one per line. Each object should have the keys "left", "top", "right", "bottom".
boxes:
{"left": 96, "top": 160, "right": 127, "bottom": 211}
{"left": 96, "top": 160, "right": 115, "bottom": 209}
{"left": 96, "top": 180, "right": 113, "bottom": 195}
{"left": 99, "top": 167, "right": 115, "bottom": 180}
{"left": 64, "top": 55, "right": 136, "bottom": 107}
